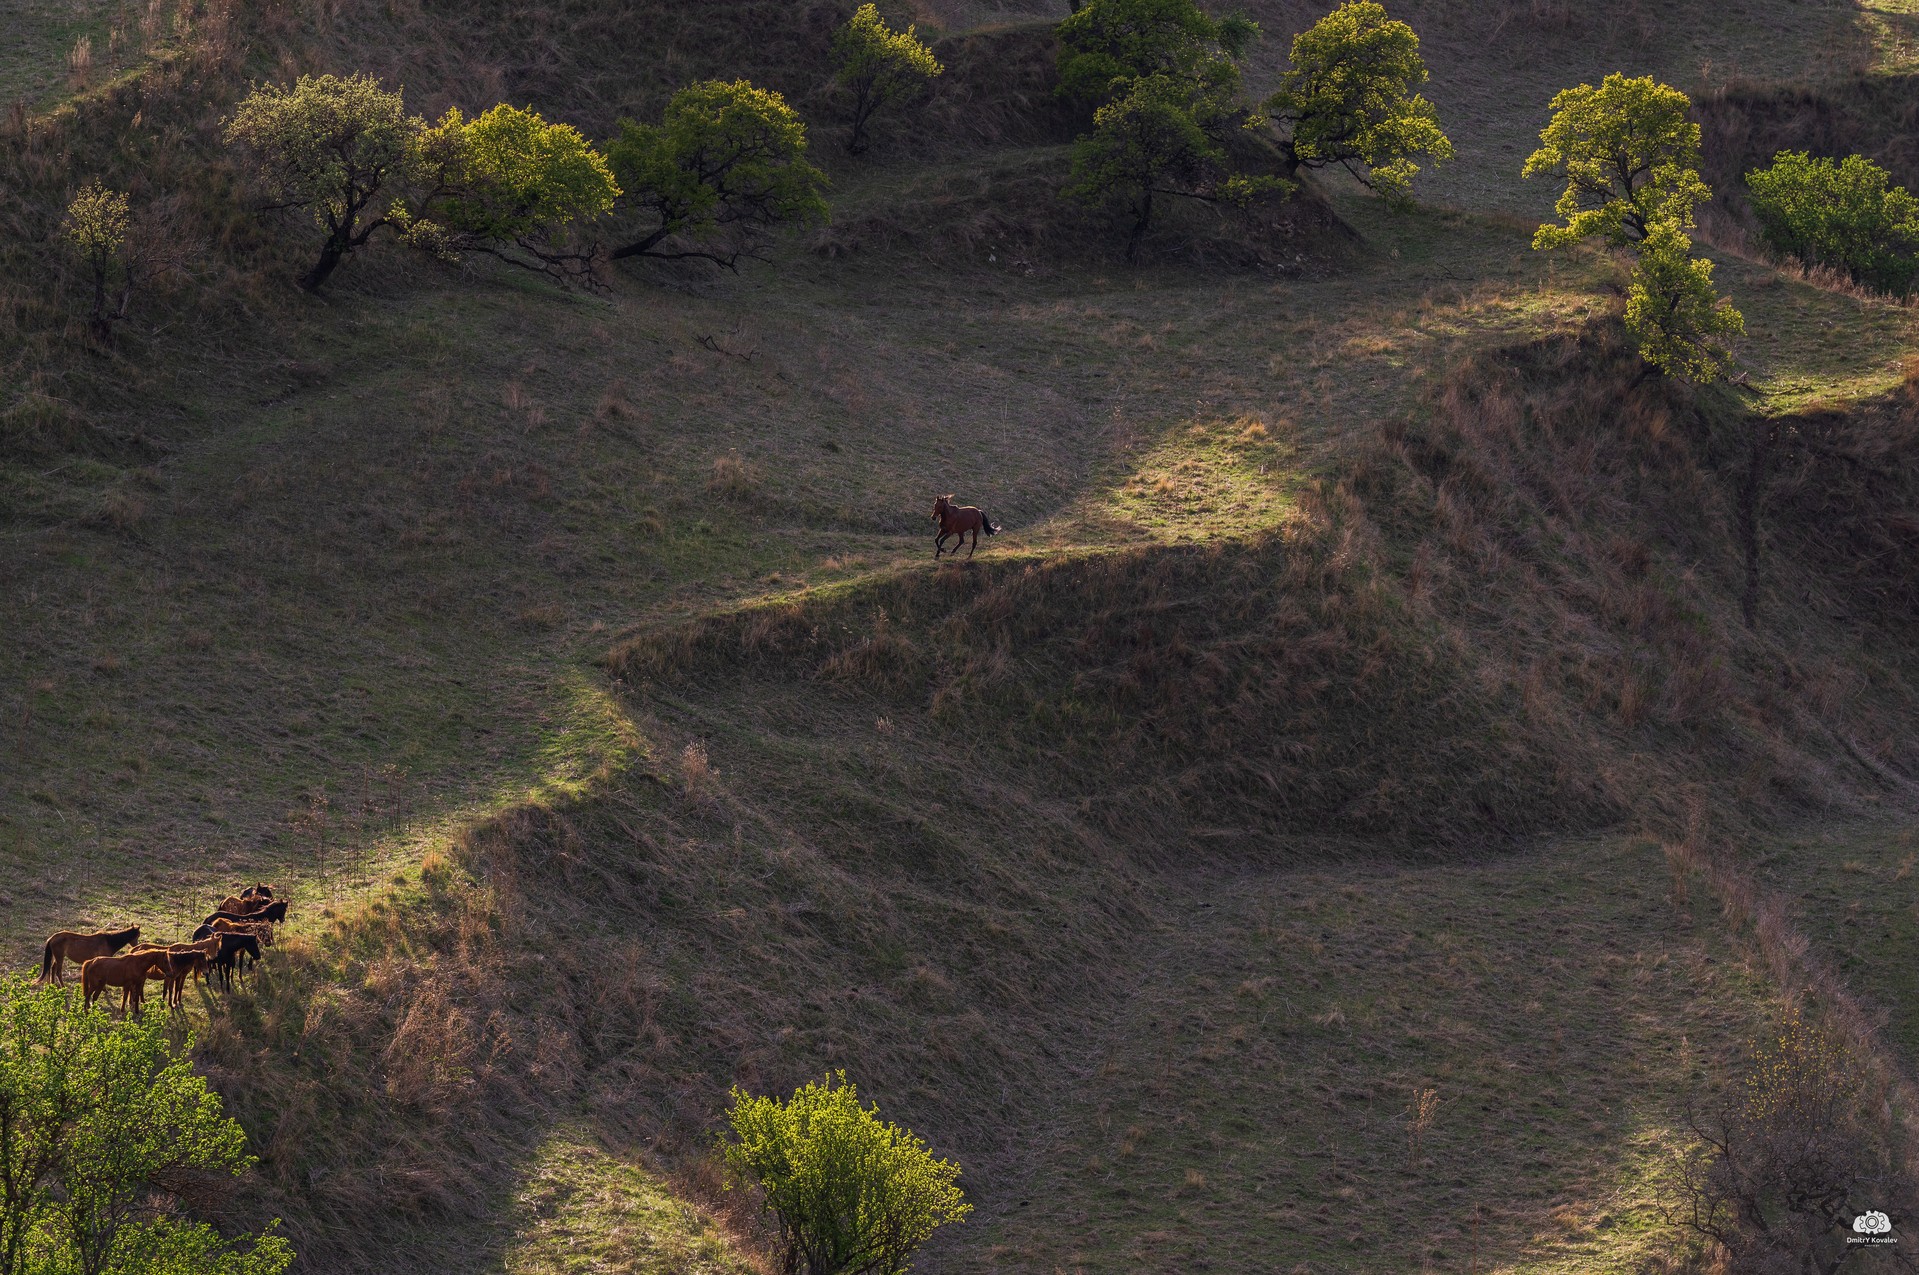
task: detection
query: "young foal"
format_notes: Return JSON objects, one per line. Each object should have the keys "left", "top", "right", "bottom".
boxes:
{"left": 931, "top": 495, "right": 999, "bottom": 559}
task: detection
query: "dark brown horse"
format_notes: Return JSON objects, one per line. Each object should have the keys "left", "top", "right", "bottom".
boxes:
{"left": 81, "top": 950, "right": 170, "bottom": 1015}
{"left": 932, "top": 495, "right": 999, "bottom": 559}
{"left": 203, "top": 899, "right": 288, "bottom": 926}
{"left": 39, "top": 926, "right": 141, "bottom": 985}
{"left": 215, "top": 891, "right": 278, "bottom": 915}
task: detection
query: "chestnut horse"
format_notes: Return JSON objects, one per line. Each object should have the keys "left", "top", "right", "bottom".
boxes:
{"left": 131, "top": 939, "right": 219, "bottom": 1009}
{"left": 81, "top": 950, "right": 170, "bottom": 1015}
{"left": 39, "top": 926, "right": 141, "bottom": 985}
{"left": 932, "top": 495, "right": 999, "bottom": 559}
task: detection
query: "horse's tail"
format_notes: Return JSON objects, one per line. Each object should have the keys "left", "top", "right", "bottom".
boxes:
{"left": 39, "top": 938, "right": 54, "bottom": 982}
{"left": 981, "top": 511, "right": 999, "bottom": 536}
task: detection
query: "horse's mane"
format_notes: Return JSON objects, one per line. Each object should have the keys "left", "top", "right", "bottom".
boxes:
{"left": 105, "top": 925, "right": 140, "bottom": 944}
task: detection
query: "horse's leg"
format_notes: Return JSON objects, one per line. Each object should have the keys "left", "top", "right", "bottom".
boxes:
{"left": 935, "top": 530, "right": 947, "bottom": 558}
{"left": 967, "top": 526, "right": 978, "bottom": 557}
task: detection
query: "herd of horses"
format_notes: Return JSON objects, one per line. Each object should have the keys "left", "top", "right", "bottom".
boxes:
{"left": 26, "top": 497, "right": 993, "bottom": 1012}
{"left": 37, "top": 884, "right": 289, "bottom": 1015}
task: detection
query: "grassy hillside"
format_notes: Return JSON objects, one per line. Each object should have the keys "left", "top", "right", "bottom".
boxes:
{"left": 5, "top": 0, "right": 1919, "bottom": 1272}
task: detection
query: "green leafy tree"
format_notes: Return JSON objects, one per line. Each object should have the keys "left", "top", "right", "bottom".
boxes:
{"left": 1054, "top": 0, "right": 1258, "bottom": 109}
{"left": 606, "top": 79, "right": 829, "bottom": 270}
{"left": 1067, "top": 74, "right": 1287, "bottom": 260}
{"left": 60, "top": 184, "right": 132, "bottom": 339}
{"left": 1623, "top": 217, "right": 1744, "bottom": 383}
{"left": 1746, "top": 150, "right": 1919, "bottom": 295}
{"left": 722, "top": 1070, "right": 970, "bottom": 1275}
{"left": 832, "top": 4, "right": 943, "bottom": 155}
{"left": 414, "top": 104, "right": 621, "bottom": 284}
{"left": 224, "top": 72, "right": 425, "bottom": 291}
{"left": 1523, "top": 73, "right": 1710, "bottom": 248}
{"left": 0, "top": 975, "right": 292, "bottom": 1275}
{"left": 1260, "top": 1, "right": 1453, "bottom": 205}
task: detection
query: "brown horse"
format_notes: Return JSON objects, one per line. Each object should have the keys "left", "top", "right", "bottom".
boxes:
{"left": 932, "top": 495, "right": 999, "bottom": 559}
{"left": 209, "top": 917, "right": 273, "bottom": 946}
{"left": 130, "top": 939, "right": 218, "bottom": 1010}
{"left": 81, "top": 950, "right": 170, "bottom": 1015}
{"left": 39, "top": 926, "right": 141, "bottom": 985}
{"left": 215, "top": 892, "right": 277, "bottom": 916}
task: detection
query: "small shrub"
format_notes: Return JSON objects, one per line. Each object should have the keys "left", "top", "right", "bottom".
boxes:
{"left": 679, "top": 741, "right": 716, "bottom": 802}
{"left": 1746, "top": 150, "right": 1919, "bottom": 295}
{"left": 1672, "top": 1009, "right": 1917, "bottom": 1272}
{"left": 721, "top": 1070, "right": 971, "bottom": 1275}
{"left": 61, "top": 182, "right": 131, "bottom": 338}
{"left": 708, "top": 449, "right": 759, "bottom": 499}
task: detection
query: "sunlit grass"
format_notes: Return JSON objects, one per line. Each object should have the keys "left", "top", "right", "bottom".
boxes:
{"left": 502, "top": 1132, "right": 749, "bottom": 1275}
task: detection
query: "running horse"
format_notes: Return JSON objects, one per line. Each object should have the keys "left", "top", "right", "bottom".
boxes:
{"left": 931, "top": 495, "right": 999, "bottom": 559}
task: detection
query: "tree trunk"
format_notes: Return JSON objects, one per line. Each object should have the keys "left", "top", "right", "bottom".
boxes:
{"left": 847, "top": 83, "right": 874, "bottom": 155}
{"left": 87, "top": 263, "right": 110, "bottom": 340}
{"left": 1126, "top": 187, "right": 1154, "bottom": 263}
{"left": 1739, "top": 418, "right": 1773, "bottom": 628}
{"left": 610, "top": 225, "right": 672, "bottom": 261}
{"left": 301, "top": 241, "right": 347, "bottom": 293}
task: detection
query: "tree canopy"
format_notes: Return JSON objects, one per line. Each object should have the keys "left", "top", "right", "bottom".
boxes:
{"left": 60, "top": 183, "right": 132, "bottom": 338}
{"left": 606, "top": 79, "right": 828, "bottom": 269}
{"left": 415, "top": 103, "right": 621, "bottom": 282}
{"left": 224, "top": 73, "right": 424, "bottom": 291}
{"left": 1067, "top": 73, "right": 1287, "bottom": 260}
{"left": 722, "top": 1071, "right": 969, "bottom": 1275}
{"left": 1746, "top": 150, "right": 1919, "bottom": 295}
{"left": 1055, "top": 0, "right": 1257, "bottom": 109}
{"left": 1522, "top": 73, "right": 1708, "bottom": 248}
{"left": 832, "top": 4, "right": 943, "bottom": 155}
{"left": 1262, "top": 1, "right": 1452, "bottom": 205}
{"left": 0, "top": 975, "right": 293, "bottom": 1275}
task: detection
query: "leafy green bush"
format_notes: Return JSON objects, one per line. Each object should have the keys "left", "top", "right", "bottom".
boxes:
{"left": 721, "top": 1070, "right": 969, "bottom": 1275}
{"left": 1261, "top": 0, "right": 1452, "bottom": 206}
{"left": 0, "top": 974, "right": 293, "bottom": 1275}
{"left": 606, "top": 79, "right": 828, "bottom": 270}
{"left": 832, "top": 4, "right": 942, "bottom": 155}
{"left": 1623, "top": 217, "right": 1744, "bottom": 383}
{"left": 1746, "top": 150, "right": 1919, "bottom": 294}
